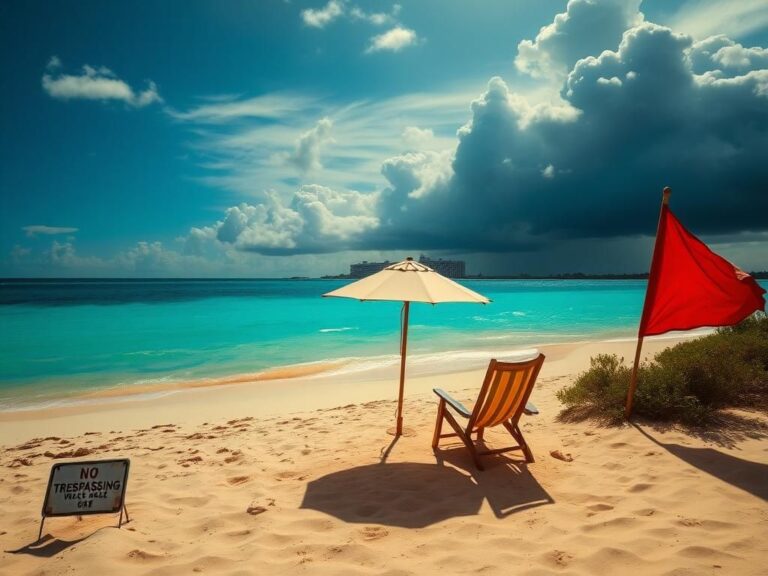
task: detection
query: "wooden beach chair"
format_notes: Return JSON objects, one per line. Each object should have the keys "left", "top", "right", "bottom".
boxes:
{"left": 431, "top": 353, "right": 545, "bottom": 470}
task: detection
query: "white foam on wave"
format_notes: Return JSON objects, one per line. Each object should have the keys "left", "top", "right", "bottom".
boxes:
{"left": 319, "top": 327, "right": 357, "bottom": 333}
{"left": 2, "top": 390, "right": 181, "bottom": 412}
{"left": 317, "top": 347, "right": 544, "bottom": 381}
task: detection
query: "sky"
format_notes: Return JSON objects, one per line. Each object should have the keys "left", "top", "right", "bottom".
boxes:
{"left": 1, "top": 0, "right": 767, "bottom": 277}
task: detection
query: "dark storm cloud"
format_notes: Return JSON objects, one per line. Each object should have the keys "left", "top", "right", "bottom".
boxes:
{"left": 366, "top": 22, "right": 768, "bottom": 253}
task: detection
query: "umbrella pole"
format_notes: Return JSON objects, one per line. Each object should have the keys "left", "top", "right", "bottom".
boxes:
{"left": 396, "top": 301, "right": 410, "bottom": 436}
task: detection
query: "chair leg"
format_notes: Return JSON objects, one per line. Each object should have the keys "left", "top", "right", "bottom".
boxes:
{"left": 432, "top": 399, "right": 445, "bottom": 449}
{"left": 504, "top": 421, "right": 534, "bottom": 463}
{"left": 476, "top": 427, "right": 484, "bottom": 441}
{"left": 443, "top": 411, "right": 483, "bottom": 470}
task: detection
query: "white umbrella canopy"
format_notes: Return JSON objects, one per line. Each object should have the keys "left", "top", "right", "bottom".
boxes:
{"left": 323, "top": 257, "right": 489, "bottom": 436}
{"left": 323, "top": 258, "right": 489, "bottom": 304}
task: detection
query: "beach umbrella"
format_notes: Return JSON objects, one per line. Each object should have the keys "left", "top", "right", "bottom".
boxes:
{"left": 323, "top": 257, "right": 489, "bottom": 436}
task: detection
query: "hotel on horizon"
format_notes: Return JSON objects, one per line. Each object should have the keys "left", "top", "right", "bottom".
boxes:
{"left": 349, "top": 255, "right": 466, "bottom": 278}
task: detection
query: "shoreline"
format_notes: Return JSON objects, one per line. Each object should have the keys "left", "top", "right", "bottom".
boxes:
{"left": 0, "top": 335, "right": 697, "bottom": 444}
{"left": 0, "top": 330, "right": 713, "bottom": 416}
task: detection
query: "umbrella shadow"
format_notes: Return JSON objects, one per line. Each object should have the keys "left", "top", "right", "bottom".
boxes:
{"left": 633, "top": 423, "right": 768, "bottom": 501}
{"left": 301, "top": 446, "right": 553, "bottom": 527}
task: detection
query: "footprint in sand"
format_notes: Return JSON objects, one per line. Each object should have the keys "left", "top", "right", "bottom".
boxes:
{"left": 127, "top": 549, "right": 162, "bottom": 561}
{"left": 44, "top": 447, "right": 93, "bottom": 459}
{"left": 227, "top": 475, "right": 250, "bottom": 486}
{"left": 550, "top": 450, "right": 573, "bottom": 462}
{"left": 223, "top": 450, "right": 243, "bottom": 464}
{"left": 677, "top": 517, "right": 702, "bottom": 527}
{"left": 586, "top": 503, "right": 614, "bottom": 514}
{"left": 246, "top": 503, "right": 267, "bottom": 516}
{"left": 179, "top": 456, "right": 203, "bottom": 467}
{"left": 360, "top": 526, "right": 389, "bottom": 541}
{"left": 550, "top": 550, "right": 573, "bottom": 567}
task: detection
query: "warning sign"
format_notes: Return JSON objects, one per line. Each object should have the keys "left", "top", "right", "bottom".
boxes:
{"left": 42, "top": 459, "right": 130, "bottom": 517}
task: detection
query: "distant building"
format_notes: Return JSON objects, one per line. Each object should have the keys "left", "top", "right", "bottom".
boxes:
{"left": 349, "top": 255, "right": 467, "bottom": 278}
{"left": 418, "top": 254, "right": 466, "bottom": 278}
{"left": 349, "top": 260, "right": 392, "bottom": 278}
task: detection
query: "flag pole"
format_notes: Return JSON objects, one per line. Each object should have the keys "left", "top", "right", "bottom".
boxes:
{"left": 625, "top": 187, "right": 672, "bottom": 419}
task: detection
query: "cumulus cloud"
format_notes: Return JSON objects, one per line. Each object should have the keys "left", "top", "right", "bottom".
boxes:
{"left": 366, "top": 26, "right": 419, "bottom": 53}
{"left": 286, "top": 117, "right": 334, "bottom": 173}
{"left": 687, "top": 35, "right": 768, "bottom": 76}
{"left": 301, "top": 0, "right": 344, "bottom": 28}
{"left": 23, "top": 225, "right": 79, "bottom": 237}
{"left": 42, "top": 59, "right": 162, "bottom": 107}
{"left": 371, "top": 21, "right": 767, "bottom": 249}
{"left": 401, "top": 126, "right": 435, "bottom": 149}
{"left": 516, "top": 0, "right": 644, "bottom": 79}
{"left": 204, "top": 185, "right": 378, "bottom": 254}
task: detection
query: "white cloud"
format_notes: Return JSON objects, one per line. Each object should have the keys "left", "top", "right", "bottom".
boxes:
{"left": 42, "top": 60, "right": 162, "bottom": 108}
{"left": 286, "top": 117, "right": 334, "bottom": 173}
{"left": 688, "top": 35, "right": 768, "bottom": 76}
{"left": 23, "top": 225, "right": 79, "bottom": 237}
{"left": 166, "top": 93, "right": 320, "bottom": 124}
{"left": 667, "top": 0, "right": 768, "bottom": 40}
{"left": 366, "top": 26, "right": 419, "bottom": 53}
{"left": 350, "top": 4, "right": 400, "bottom": 26}
{"left": 401, "top": 126, "right": 435, "bottom": 149}
{"left": 301, "top": 0, "right": 344, "bottom": 28}
{"left": 381, "top": 150, "right": 454, "bottom": 204}
{"left": 47, "top": 241, "right": 107, "bottom": 270}
{"left": 515, "top": 0, "right": 643, "bottom": 79}
{"left": 208, "top": 185, "right": 378, "bottom": 253}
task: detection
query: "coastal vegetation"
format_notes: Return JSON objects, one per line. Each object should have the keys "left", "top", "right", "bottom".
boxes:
{"left": 557, "top": 314, "right": 768, "bottom": 425}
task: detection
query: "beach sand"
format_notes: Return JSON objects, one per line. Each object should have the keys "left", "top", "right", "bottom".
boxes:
{"left": 1, "top": 337, "right": 767, "bottom": 575}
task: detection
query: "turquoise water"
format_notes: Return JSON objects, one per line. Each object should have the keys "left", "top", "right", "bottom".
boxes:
{"left": 1, "top": 279, "right": 764, "bottom": 409}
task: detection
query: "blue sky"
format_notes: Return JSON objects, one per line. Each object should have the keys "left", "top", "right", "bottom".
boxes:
{"left": 1, "top": 0, "right": 767, "bottom": 277}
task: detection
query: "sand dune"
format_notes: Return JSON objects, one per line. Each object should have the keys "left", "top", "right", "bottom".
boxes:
{"left": 1, "top": 338, "right": 767, "bottom": 575}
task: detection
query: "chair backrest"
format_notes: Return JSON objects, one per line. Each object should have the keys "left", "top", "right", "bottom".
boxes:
{"left": 467, "top": 353, "right": 545, "bottom": 431}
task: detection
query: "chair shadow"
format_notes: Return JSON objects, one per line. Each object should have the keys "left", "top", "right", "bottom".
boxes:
{"left": 6, "top": 533, "right": 89, "bottom": 557}
{"left": 633, "top": 423, "right": 768, "bottom": 501}
{"left": 301, "top": 444, "right": 553, "bottom": 527}
{"left": 434, "top": 444, "right": 554, "bottom": 518}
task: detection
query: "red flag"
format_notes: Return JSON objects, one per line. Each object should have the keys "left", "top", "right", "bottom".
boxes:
{"left": 639, "top": 203, "right": 765, "bottom": 337}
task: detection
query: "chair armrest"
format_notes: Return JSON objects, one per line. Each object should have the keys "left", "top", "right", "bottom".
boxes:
{"left": 433, "top": 388, "right": 471, "bottom": 418}
{"left": 523, "top": 402, "right": 539, "bottom": 415}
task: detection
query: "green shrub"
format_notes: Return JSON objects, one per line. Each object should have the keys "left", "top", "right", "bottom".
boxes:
{"left": 556, "top": 313, "right": 768, "bottom": 425}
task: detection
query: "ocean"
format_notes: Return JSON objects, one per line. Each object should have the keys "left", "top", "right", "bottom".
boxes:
{"left": 2, "top": 278, "right": 762, "bottom": 410}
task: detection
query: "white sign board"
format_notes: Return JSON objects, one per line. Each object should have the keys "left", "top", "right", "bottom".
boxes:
{"left": 42, "top": 459, "right": 130, "bottom": 517}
